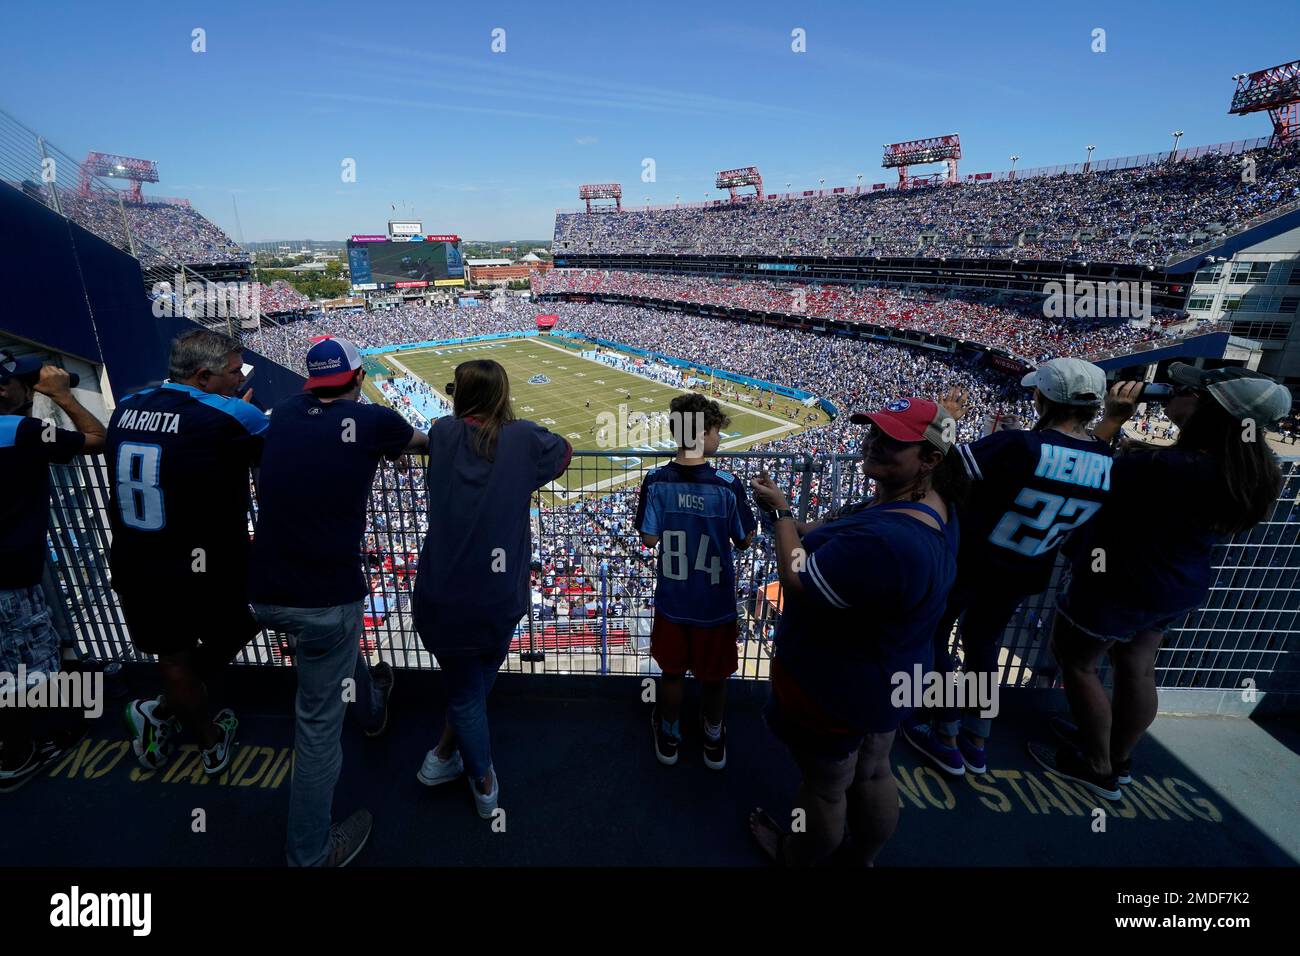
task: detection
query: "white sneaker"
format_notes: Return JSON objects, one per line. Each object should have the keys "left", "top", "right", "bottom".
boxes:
{"left": 417, "top": 748, "right": 464, "bottom": 787}
{"left": 469, "top": 767, "right": 499, "bottom": 820}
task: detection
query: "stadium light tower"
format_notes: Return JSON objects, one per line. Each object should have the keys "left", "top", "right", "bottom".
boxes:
{"left": 856, "top": 173, "right": 863, "bottom": 192}
{"left": 1169, "top": 130, "right": 1184, "bottom": 162}
{"left": 1084, "top": 144, "right": 1096, "bottom": 172}
{"left": 1230, "top": 59, "right": 1300, "bottom": 143}
{"left": 578, "top": 183, "right": 622, "bottom": 213}
{"left": 1009, "top": 155, "right": 1019, "bottom": 180}
{"left": 78, "top": 151, "right": 159, "bottom": 202}
{"left": 714, "top": 166, "right": 763, "bottom": 202}
{"left": 882, "top": 134, "right": 961, "bottom": 189}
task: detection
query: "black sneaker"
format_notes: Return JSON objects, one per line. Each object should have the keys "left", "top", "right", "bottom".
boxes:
{"left": 651, "top": 708, "right": 680, "bottom": 766}
{"left": 0, "top": 736, "right": 73, "bottom": 793}
{"left": 366, "top": 662, "right": 395, "bottom": 738}
{"left": 1049, "top": 716, "right": 1132, "bottom": 784}
{"left": 323, "top": 809, "right": 372, "bottom": 867}
{"left": 701, "top": 716, "right": 727, "bottom": 770}
{"left": 1027, "top": 740, "right": 1121, "bottom": 801}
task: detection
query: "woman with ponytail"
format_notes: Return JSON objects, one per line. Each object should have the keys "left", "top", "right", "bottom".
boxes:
{"left": 412, "top": 359, "right": 572, "bottom": 818}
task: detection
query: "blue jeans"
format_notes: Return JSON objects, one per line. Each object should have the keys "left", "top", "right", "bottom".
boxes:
{"left": 252, "top": 602, "right": 382, "bottom": 867}
{"left": 438, "top": 650, "right": 508, "bottom": 781}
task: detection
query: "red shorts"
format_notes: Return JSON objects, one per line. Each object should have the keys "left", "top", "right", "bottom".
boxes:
{"left": 650, "top": 610, "right": 738, "bottom": 681}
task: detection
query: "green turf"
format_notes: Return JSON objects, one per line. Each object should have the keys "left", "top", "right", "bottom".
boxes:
{"left": 368, "top": 336, "right": 828, "bottom": 498}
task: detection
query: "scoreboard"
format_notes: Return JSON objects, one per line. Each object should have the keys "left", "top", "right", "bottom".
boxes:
{"left": 347, "top": 235, "right": 465, "bottom": 291}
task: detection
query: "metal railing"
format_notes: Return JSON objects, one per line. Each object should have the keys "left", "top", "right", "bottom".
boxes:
{"left": 42, "top": 450, "right": 1300, "bottom": 696}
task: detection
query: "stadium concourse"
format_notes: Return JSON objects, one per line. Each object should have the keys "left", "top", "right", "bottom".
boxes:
{"left": 8, "top": 666, "right": 1299, "bottom": 866}
{"left": 554, "top": 140, "right": 1300, "bottom": 263}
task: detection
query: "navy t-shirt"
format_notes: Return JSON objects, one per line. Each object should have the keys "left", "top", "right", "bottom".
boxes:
{"left": 413, "top": 416, "right": 571, "bottom": 652}
{"left": 248, "top": 394, "right": 413, "bottom": 608}
{"left": 634, "top": 460, "right": 757, "bottom": 626}
{"left": 772, "top": 500, "right": 959, "bottom": 734}
{"left": 955, "top": 428, "right": 1114, "bottom": 592}
{"left": 0, "top": 416, "right": 87, "bottom": 590}
{"left": 1066, "top": 448, "right": 1225, "bottom": 617}
{"left": 106, "top": 382, "right": 267, "bottom": 596}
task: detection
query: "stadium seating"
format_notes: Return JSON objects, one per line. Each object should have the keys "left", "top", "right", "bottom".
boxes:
{"left": 554, "top": 142, "right": 1300, "bottom": 265}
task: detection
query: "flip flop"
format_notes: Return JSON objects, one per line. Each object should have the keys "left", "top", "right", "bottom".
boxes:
{"left": 748, "top": 808, "right": 789, "bottom": 866}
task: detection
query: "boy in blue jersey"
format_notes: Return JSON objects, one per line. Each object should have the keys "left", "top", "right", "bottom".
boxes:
{"left": 635, "top": 393, "right": 756, "bottom": 769}
{"left": 108, "top": 331, "right": 268, "bottom": 776}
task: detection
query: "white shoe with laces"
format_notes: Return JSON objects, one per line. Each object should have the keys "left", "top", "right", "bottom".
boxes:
{"left": 469, "top": 767, "right": 499, "bottom": 819}
{"left": 417, "top": 748, "right": 464, "bottom": 787}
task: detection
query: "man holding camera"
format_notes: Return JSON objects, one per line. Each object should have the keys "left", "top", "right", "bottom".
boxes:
{"left": 0, "top": 352, "right": 105, "bottom": 791}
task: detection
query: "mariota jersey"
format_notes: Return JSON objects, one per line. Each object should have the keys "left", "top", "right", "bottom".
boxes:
{"left": 955, "top": 428, "right": 1114, "bottom": 582}
{"left": 635, "top": 461, "right": 757, "bottom": 626}
{"left": 106, "top": 382, "right": 267, "bottom": 593}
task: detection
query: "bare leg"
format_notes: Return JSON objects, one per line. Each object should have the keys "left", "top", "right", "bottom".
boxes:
{"left": 846, "top": 731, "right": 899, "bottom": 866}
{"left": 157, "top": 652, "right": 220, "bottom": 749}
{"left": 1109, "top": 629, "right": 1164, "bottom": 765}
{"left": 1050, "top": 616, "right": 1114, "bottom": 777}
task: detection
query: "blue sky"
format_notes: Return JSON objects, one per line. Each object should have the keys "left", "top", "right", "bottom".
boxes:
{"left": 2, "top": 0, "right": 1297, "bottom": 241}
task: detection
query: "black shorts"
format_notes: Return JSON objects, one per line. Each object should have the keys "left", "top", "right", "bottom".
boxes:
{"left": 116, "top": 587, "right": 260, "bottom": 660}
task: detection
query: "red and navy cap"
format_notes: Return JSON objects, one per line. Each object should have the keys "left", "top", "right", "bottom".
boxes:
{"left": 849, "top": 397, "right": 955, "bottom": 454}
{"left": 304, "top": 337, "right": 363, "bottom": 389}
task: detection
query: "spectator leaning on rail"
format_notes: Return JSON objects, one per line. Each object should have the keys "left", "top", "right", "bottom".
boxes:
{"left": 109, "top": 330, "right": 267, "bottom": 776}
{"left": 1030, "top": 363, "right": 1289, "bottom": 801}
{"left": 248, "top": 337, "right": 429, "bottom": 867}
{"left": 902, "top": 358, "right": 1124, "bottom": 777}
{"left": 748, "top": 397, "right": 964, "bottom": 866}
{"left": 412, "top": 359, "right": 572, "bottom": 819}
{"left": 636, "top": 392, "right": 757, "bottom": 770}
{"left": 0, "top": 358, "right": 105, "bottom": 791}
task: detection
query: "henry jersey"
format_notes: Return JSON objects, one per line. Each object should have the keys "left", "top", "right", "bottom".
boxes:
{"left": 106, "top": 382, "right": 267, "bottom": 596}
{"left": 954, "top": 428, "right": 1114, "bottom": 591}
{"left": 634, "top": 461, "right": 757, "bottom": 626}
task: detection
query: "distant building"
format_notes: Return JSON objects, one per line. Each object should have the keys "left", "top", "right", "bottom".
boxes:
{"left": 468, "top": 261, "right": 552, "bottom": 287}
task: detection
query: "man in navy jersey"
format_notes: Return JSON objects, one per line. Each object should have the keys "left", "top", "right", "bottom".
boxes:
{"left": 249, "top": 337, "right": 428, "bottom": 867}
{"left": 0, "top": 362, "right": 104, "bottom": 791}
{"left": 108, "top": 330, "right": 267, "bottom": 776}
{"left": 636, "top": 393, "right": 756, "bottom": 769}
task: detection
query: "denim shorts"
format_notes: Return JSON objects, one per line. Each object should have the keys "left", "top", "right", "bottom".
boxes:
{"left": 0, "top": 585, "right": 61, "bottom": 676}
{"left": 1056, "top": 571, "right": 1194, "bottom": 644}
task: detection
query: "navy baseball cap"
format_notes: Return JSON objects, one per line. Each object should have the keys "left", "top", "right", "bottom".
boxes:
{"left": 304, "top": 337, "right": 363, "bottom": 389}
{"left": 0, "top": 349, "right": 42, "bottom": 383}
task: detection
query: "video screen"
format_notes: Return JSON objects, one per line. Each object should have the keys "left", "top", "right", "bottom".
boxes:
{"left": 347, "top": 239, "right": 464, "bottom": 289}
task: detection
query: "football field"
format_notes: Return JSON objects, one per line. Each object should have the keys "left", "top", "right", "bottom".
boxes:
{"left": 362, "top": 335, "right": 829, "bottom": 499}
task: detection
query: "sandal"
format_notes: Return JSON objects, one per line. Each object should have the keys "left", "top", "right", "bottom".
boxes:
{"left": 748, "top": 808, "right": 790, "bottom": 866}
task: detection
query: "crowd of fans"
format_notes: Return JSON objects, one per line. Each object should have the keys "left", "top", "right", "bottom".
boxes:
{"left": 554, "top": 142, "right": 1300, "bottom": 265}
{"left": 537, "top": 269, "right": 1195, "bottom": 362}
{"left": 254, "top": 282, "right": 312, "bottom": 314}
{"left": 35, "top": 186, "right": 246, "bottom": 267}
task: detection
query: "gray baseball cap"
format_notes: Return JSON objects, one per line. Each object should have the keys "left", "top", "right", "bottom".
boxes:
{"left": 1168, "top": 362, "right": 1292, "bottom": 424}
{"left": 1022, "top": 358, "right": 1106, "bottom": 406}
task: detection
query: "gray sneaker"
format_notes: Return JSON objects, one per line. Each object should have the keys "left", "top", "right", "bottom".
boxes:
{"left": 323, "top": 809, "right": 373, "bottom": 867}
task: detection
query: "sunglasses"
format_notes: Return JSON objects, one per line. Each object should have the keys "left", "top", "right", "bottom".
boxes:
{"left": 864, "top": 424, "right": 922, "bottom": 451}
